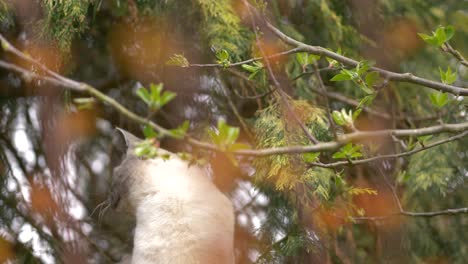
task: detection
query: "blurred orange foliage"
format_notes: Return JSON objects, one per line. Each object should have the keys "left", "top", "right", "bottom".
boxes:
{"left": 0, "top": 237, "right": 14, "bottom": 263}
{"left": 30, "top": 182, "right": 59, "bottom": 224}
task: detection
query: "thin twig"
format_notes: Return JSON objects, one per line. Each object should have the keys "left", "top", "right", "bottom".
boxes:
{"left": 189, "top": 48, "right": 302, "bottom": 68}
{"left": 443, "top": 43, "right": 468, "bottom": 67}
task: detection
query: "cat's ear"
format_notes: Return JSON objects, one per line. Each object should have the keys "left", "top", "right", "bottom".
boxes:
{"left": 115, "top": 127, "right": 142, "bottom": 149}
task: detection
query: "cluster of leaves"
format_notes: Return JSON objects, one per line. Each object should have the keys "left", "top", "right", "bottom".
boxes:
{"left": 332, "top": 143, "right": 363, "bottom": 161}
{"left": 207, "top": 119, "right": 249, "bottom": 165}
{"left": 241, "top": 61, "right": 266, "bottom": 84}
{"left": 136, "top": 83, "right": 176, "bottom": 112}
{"left": 331, "top": 108, "right": 360, "bottom": 129}
{"left": 330, "top": 60, "right": 380, "bottom": 109}
{"left": 134, "top": 83, "right": 190, "bottom": 159}
{"left": 215, "top": 49, "right": 231, "bottom": 68}
{"left": 418, "top": 25, "right": 454, "bottom": 47}
{"left": 296, "top": 52, "right": 320, "bottom": 71}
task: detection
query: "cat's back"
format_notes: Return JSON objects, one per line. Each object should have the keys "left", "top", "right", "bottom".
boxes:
{"left": 130, "top": 153, "right": 234, "bottom": 264}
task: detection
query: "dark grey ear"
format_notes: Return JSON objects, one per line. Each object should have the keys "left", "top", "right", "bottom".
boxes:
{"left": 115, "top": 127, "right": 142, "bottom": 150}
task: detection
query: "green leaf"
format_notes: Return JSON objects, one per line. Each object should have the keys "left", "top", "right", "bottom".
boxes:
{"left": 439, "top": 67, "right": 457, "bottom": 85}
{"left": 73, "top": 97, "right": 96, "bottom": 110}
{"left": 209, "top": 119, "right": 242, "bottom": 150}
{"left": 352, "top": 109, "right": 362, "bottom": 120}
{"left": 356, "top": 60, "right": 373, "bottom": 75}
{"left": 326, "top": 47, "right": 343, "bottom": 67}
{"left": 136, "top": 88, "right": 151, "bottom": 105}
{"left": 166, "top": 54, "right": 189, "bottom": 67}
{"left": 444, "top": 25, "right": 455, "bottom": 42}
{"left": 242, "top": 64, "right": 258, "bottom": 73}
{"left": 296, "top": 52, "right": 320, "bottom": 67}
{"left": 216, "top": 49, "right": 230, "bottom": 67}
{"left": 418, "top": 25, "right": 456, "bottom": 47}
{"left": 434, "top": 26, "right": 447, "bottom": 46}
{"left": 303, "top": 152, "right": 320, "bottom": 163}
{"left": 332, "top": 110, "right": 346, "bottom": 125}
{"left": 169, "top": 121, "right": 190, "bottom": 139}
{"left": 359, "top": 83, "right": 374, "bottom": 95}
{"left": 134, "top": 139, "right": 159, "bottom": 158}
{"left": 160, "top": 91, "right": 177, "bottom": 106}
{"left": 137, "top": 83, "right": 176, "bottom": 110}
{"left": 365, "top": 71, "right": 380, "bottom": 87}
{"left": 331, "top": 71, "right": 352, "bottom": 81}
{"left": 429, "top": 91, "right": 449, "bottom": 108}
{"left": 417, "top": 135, "right": 432, "bottom": 143}
{"left": 143, "top": 125, "right": 158, "bottom": 138}
{"left": 333, "top": 143, "right": 363, "bottom": 160}
{"left": 357, "top": 94, "right": 376, "bottom": 109}
{"left": 216, "top": 49, "right": 229, "bottom": 61}
{"left": 296, "top": 52, "right": 307, "bottom": 66}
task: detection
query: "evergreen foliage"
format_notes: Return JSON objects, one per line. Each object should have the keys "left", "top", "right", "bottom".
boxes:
{"left": 0, "top": 0, "right": 466, "bottom": 263}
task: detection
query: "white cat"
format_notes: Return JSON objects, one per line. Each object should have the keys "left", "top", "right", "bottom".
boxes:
{"left": 111, "top": 128, "right": 235, "bottom": 264}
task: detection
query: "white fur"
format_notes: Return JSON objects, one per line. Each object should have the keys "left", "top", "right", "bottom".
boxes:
{"left": 120, "top": 151, "right": 234, "bottom": 264}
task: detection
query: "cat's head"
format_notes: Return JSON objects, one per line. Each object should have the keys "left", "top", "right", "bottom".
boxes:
{"left": 108, "top": 128, "right": 142, "bottom": 212}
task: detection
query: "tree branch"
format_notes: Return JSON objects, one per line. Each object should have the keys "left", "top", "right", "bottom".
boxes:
{"left": 265, "top": 22, "right": 468, "bottom": 96}
{"left": 309, "top": 131, "right": 468, "bottom": 168}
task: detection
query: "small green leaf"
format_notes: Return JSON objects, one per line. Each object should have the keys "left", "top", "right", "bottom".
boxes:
{"left": 208, "top": 119, "right": 242, "bottom": 150}
{"left": 296, "top": 52, "right": 320, "bottom": 67}
{"left": 242, "top": 64, "right": 258, "bottom": 73}
{"left": 134, "top": 139, "right": 160, "bottom": 158}
{"left": 418, "top": 25, "right": 455, "bottom": 47}
{"left": 439, "top": 67, "right": 457, "bottom": 85}
{"left": 352, "top": 109, "right": 362, "bottom": 121}
{"left": 216, "top": 49, "right": 230, "bottom": 67}
{"left": 143, "top": 125, "right": 158, "bottom": 138}
{"left": 160, "top": 91, "right": 177, "bottom": 106}
{"left": 333, "top": 143, "right": 363, "bottom": 160}
{"left": 434, "top": 26, "right": 447, "bottom": 46}
{"left": 359, "top": 83, "right": 375, "bottom": 95}
{"left": 418, "top": 33, "right": 439, "bottom": 46}
{"left": 326, "top": 47, "right": 343, "bottom": 67}
{"left": 136, "top": 88, "right": 151, "bottom": 105}
{"left": 331, "top": 72, "right": 352, "bottom": 81}
{"left": 417, "top": 135, "right": 432, "bottom": 143}
{"left": 216, "top": 49, "right": 229, "bottom": 61}
{"left": 357, "top": 94, "right": 376, "bottom": 109}
{"left": 296, "top": 52, "right": 307, "bottom": 66}
{"left": 73, "top": 97, "right": 96, "bottom": 110}
{"left": 365, "top": 71, "right": 380, "bottom": 87}
{"left": 332, "top": 110, "right": 345, "bottom": 125}
{"left": 429, "top": 91, "right": 449, "bottom": 108}
{"left": 356, "top": 60, "right": 373, "bottom": 75}
{"left": 444, "top": 25, "right": 455, "bottom": 42}
{"left": 0, "top": 40, "right": 10, "bottom": 51}
{"left": 303, "top": 152, "right": 320, "bottom": 163}
{"left": 169, "top": 121, "right": 190, "bottom": 139}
